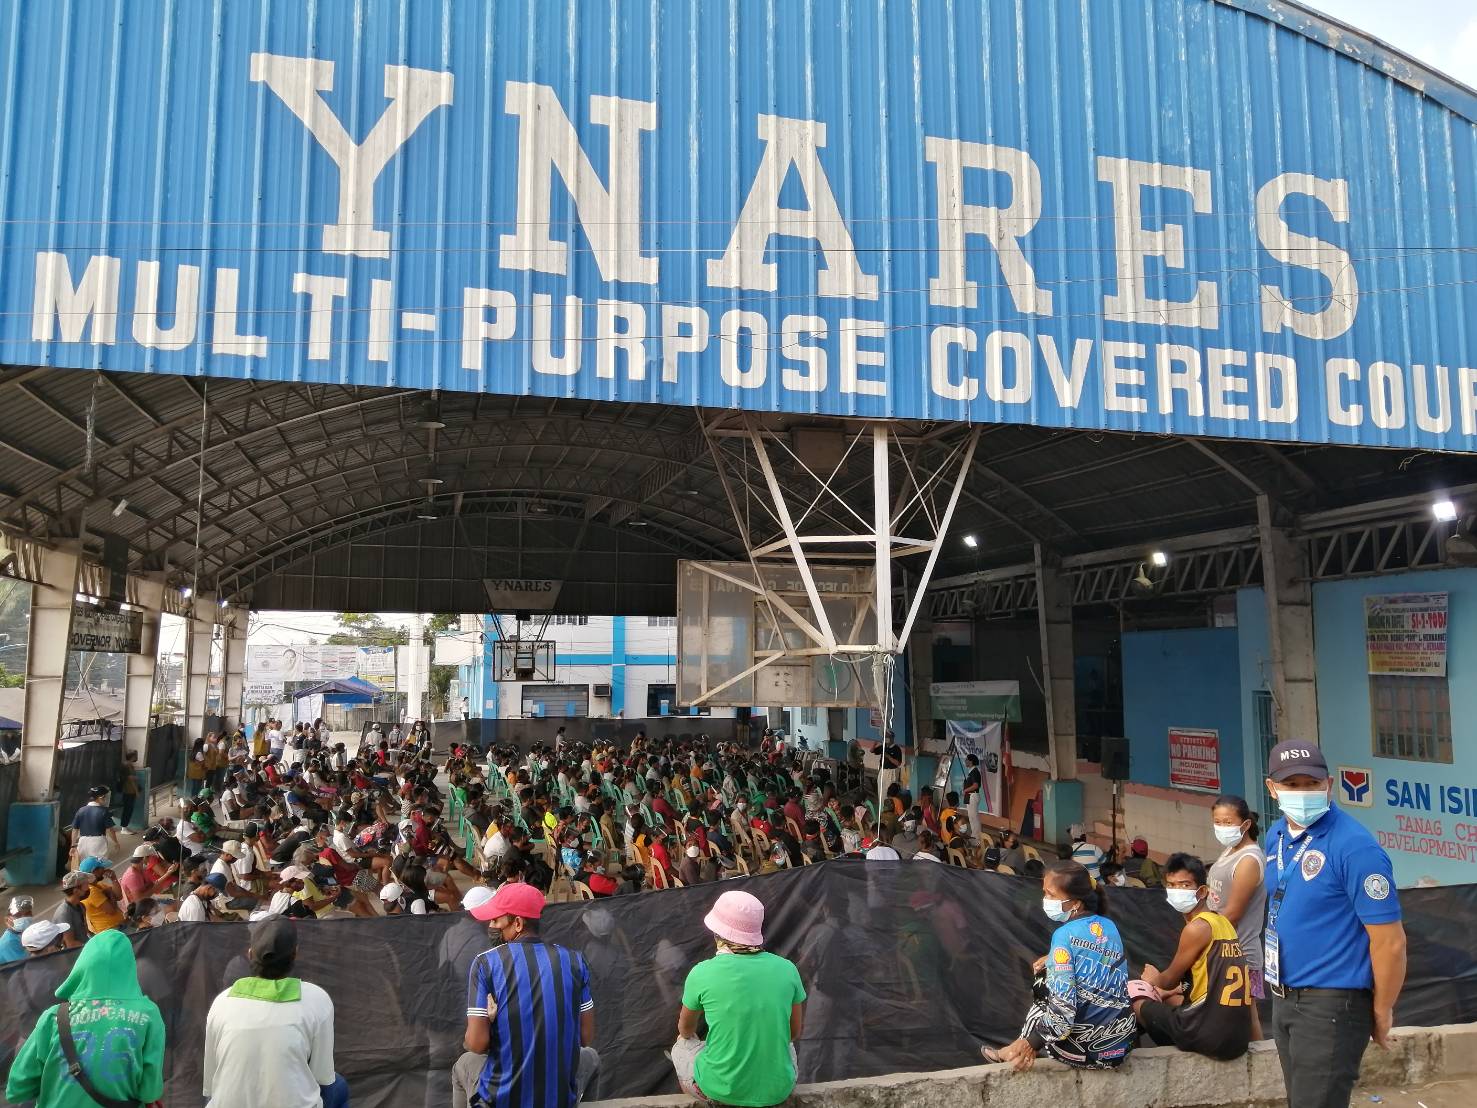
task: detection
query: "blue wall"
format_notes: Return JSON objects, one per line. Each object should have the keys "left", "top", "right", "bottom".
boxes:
{"left": 1122, "top": 627, "right": 1245, "bottom": 796}
{"left": 1235, "top": 588, "right": 1273, "bottom": 815}
{"left": 1311, "top": 569, "right": 1477, "bottom": 886}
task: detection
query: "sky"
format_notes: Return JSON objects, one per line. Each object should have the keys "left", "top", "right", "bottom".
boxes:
{"left": 1313, "top": 0, "right": 1477, "bottom": 89}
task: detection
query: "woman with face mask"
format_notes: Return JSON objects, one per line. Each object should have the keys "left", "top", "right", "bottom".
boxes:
{"left": 979, "top": 860, "right": 1136, "bottom": 1072}
{"left": 1206, "top": 794, "right": 1266, "bottom": 1040}
{"left": 1129, "top": 853, "right": 1253, "bottom": 1061}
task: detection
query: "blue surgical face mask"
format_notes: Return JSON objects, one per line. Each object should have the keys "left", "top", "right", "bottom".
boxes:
{"left": 1276, "top": 785, "right": 1331, "bottom": 827}
{"left": 10, "top": 916, "right": 32, "bottom": 933}
{"left": 1042, "top": 897, "right": 1072, "bottom": 923}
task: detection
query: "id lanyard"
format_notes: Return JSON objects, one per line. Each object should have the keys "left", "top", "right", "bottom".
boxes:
{"left": 1264, "top": 829, "right": 1317, "bottom": 989}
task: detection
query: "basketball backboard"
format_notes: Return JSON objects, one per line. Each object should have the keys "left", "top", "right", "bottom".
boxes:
{"left": 493, "top": 640, "right": 556, "bottom": 682}
{"left": 676, "top": 560, "right": 877, "bottom": 707}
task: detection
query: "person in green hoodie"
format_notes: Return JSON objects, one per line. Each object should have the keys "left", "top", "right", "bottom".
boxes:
{"left": 5, "top": 928, "right": 165, "bottom": 1107}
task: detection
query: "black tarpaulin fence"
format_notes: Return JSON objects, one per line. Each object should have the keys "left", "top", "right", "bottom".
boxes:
{"left": 54, "top": 738, "right": 123, "bottom": 829}
{"left": 0, "top": 761, "right": 17, "bottom": 856}
{"left": 2, "top": 864, "right": 1475, "bottom": 1106}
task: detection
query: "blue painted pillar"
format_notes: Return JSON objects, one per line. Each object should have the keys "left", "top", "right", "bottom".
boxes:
{"left": 6, "top": 802, "right": 58, "bottom": 886}
{"left": 610, "top": 617, "right": 626, "bottom": 717}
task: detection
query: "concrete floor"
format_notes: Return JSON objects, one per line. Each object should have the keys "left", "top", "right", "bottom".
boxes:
{"left": 1354, "top": 1078, "right": 1477, "bottom": 1108}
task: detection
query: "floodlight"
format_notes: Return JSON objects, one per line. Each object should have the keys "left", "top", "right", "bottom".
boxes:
{"left": 962, "top": 533, "right": 979, "bottom": 548}
{"left": 1150, "top": 550, "right": 1169, "bottom": 567}
{"left": 1433, "top": 499, "right": 1458, "bottom": 522}
{"left": 181, "top": 586, "right": 193, "bottom": 599}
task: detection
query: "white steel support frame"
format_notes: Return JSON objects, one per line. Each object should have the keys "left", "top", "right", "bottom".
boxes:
{"left": 220, "top": 604, "right": 249, "bottom": 733}
{"left": 18, "top": 545, "right": 82, "bottom": 801}
{"left": 123, "top": 575, "right": 166, "bottom": 765}
{"left": 182, "top": 593, "right": 217, "bottom": 745}
{"left": 696, "top": 415, "right": 980, "bottom": 712}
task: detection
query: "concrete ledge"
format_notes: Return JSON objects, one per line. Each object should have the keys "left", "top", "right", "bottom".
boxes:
{"left": 585, "top": 1024, "right": 1475, "bottom": 1108}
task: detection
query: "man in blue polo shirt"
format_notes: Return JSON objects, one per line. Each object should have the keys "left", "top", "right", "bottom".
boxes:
{"left": 1262, "top": 740, "right": 1406, "bottom": 1108}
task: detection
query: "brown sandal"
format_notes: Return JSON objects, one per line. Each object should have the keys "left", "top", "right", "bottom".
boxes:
{"left": 979, "top": 1046, "right": 1007, "bottom": 1064}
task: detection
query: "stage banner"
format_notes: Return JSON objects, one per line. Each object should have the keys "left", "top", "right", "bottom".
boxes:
{"left": 946, "top": 719, "right": 1005, "bottom": 815}
{"left": 1365, "top": 592, "right": 1449, "bottom": 677}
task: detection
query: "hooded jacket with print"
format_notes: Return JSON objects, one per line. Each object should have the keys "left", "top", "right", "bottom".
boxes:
{"left": 4, "top": 928, "right": 165, "bottom": 1107}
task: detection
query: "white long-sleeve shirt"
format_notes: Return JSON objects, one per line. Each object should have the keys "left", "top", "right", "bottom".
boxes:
{"left": 203, "top": 980, "right": 335, "bottom": 1108}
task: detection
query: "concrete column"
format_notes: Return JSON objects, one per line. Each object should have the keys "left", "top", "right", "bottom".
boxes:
{"left": 18, "top": 546, "right": 81, "bottom": 801}
{"left": 1256, "top": 495, "right": 1320, "bottom": 746}
{"left": 124, "top": 576, "right": 165, "bottom": 764}
{"left": 1035, "top": 545, "right": 1082, "bottom": 843}
{"left": 182, "top": 593, "right": 217, "bottom": 744}
{"left": 8, "top": 545, "right": 81, "bottom": 884}
{"left": 121, "top": 576, "right": 164, "bottom": 828}
{"left": 906, "top": 617, "right": 934, "bottom": 772}
{"left": 220, "top": 604, "right": 249, "bottom": 732}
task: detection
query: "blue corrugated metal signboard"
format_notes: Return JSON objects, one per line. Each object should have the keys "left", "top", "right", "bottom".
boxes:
{"left": 3, "top": 0, "right": 1477, "bottom": 451}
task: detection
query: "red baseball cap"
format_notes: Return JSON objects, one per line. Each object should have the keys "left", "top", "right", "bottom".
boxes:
{"left": 470, "top": 882, "right": 546, "bottom": 922}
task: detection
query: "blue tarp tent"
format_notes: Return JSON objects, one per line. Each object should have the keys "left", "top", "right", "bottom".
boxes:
{"left": 0, "top": 716, "right": 21, "bottom": 730}
{"left": 291, "top": 677, "right": 381, "bottom": 705}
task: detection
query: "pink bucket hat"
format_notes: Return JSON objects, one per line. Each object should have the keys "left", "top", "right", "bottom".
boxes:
{"left": 703, "top": 890, "right": 765, "bottom": 947}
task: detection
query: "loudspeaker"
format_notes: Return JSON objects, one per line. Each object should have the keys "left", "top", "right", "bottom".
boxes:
{"left": 1100, "top": 737, "right": 1130, "bottom": 781}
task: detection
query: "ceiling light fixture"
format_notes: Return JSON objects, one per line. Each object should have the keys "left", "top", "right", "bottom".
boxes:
{"left": 962, "top": 533, "right": 979, "bottom": 548}
{"left": 111, "top": 498, "right": 128, "bottom": 517}
{"left": 181, "top": 586, "right": 193, "bottom": 599}
{"left": 419, "top": 476, "right": 444, "bottom": 488}
{"left": 1150, "top": 550, "right": 1169, "bottom": 567}
{"left": 1433, "top": 498, "right": 1458, "bottom": 522}
{"left": 413, "top": 399, "right": 445, "bottom": 430}
{"left": 628, "top": 518, "right": 649, "bottom": 527}
{"left": 417, "top": 502, "right": 438, "bottom": 520}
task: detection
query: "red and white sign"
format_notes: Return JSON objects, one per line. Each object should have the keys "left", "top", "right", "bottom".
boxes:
{"left": 1169, "top": 727, "right": 1221, "bottom": 792}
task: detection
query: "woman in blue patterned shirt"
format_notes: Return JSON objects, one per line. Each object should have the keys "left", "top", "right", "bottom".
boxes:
{"left": 981, "top": 860, "right": 1137, "bottom": 1071}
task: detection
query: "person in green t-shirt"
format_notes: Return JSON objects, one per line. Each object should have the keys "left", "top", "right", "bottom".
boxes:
{"left": 672, "top": 889, "right": 806, "bottom": 1106}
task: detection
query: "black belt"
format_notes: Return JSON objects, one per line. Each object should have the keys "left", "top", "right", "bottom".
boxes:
{"left": 1268, "top": 984, "right": 1372, "bottom": 1000}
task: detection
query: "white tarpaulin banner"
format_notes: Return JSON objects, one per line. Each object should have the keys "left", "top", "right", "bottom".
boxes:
{"left": 243, "top": 681, "right": 283, "bottom": 705}
{"left": 247, "top": 644, "right": 358, "bottom": 682}
{"left": 356, "top": 646, "right": 397, "bottom": 677}
{"left": 295, "top": 693, "right": 324, "bottom": 726}
{"left": 484, "top": 578, "right": 562, "bottom": 611}
{"left": 433, "top": 634, "right": 478, "bottom": 666}
{"left": 946, "top": 720, "right": 1005, "bottom": 817}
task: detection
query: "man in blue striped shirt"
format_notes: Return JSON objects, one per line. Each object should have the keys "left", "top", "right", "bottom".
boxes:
{"left": 452, "top": 884, "right": 600, "bottom": 1108}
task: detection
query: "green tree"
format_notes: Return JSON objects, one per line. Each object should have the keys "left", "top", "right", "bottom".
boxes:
{"left": 325, "top": 613, "right": 408, "bottom": 647}
{"left": 0, "top": 661, "right": 23, "bottom": 688}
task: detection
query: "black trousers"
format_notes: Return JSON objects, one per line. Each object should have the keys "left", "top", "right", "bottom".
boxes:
{"left": 1270, "top": 988, "right": 1372, "bottom": 1108}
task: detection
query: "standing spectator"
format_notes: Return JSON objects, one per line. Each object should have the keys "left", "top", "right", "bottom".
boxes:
{"left": 77, "top": 856, "right": 126, "bottom": 935}
{"left": 1207, "top": 795, "right": 1267, "bottom": 1041}
{"left": 671, "top": 890, "right": 806, "bottom": 1106}
{"left": 1130, "top": 853, "right": 1253, "bottom": 1060}
{"left": 118, "top": 750, "right": 141, "bottom": 828}
{"left": 1261, "top": 741, "right": 1405, "bottom": 1108}
{"left": 50, "top": 871, "right": 92, "bottom": 949}
{"left": 5, "top": 929, "right": 165, "bottom": 1107}
{"left": 981, "top": 860, "right": 1135, "bottom": 1071}
{"left": 203, "top": 917, "right": 348, "bottom": 1107}
{"left": 454, "top": 883, "right": 600, "bottom": 1108}
{"left": 186, "top": 737, "right": 209, "bottom": 797}
{"left": 1068, "top": 825, "right": 1104, "bottom": 881}
{"left": 961, "top": 754, "right": 983, "bottom": 837}
{"left": 70, "top": 784, "right": 119, "bottom": 864}
{"left": 0, "top": 895, "right": 34, "bottom": 964}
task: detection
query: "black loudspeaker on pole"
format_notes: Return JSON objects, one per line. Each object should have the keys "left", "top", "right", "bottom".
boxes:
{"left": 1100, "top": 737, "right": 1130, "bottom": 781}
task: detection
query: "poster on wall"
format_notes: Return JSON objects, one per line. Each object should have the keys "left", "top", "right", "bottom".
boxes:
{"left": 69, "top": 604, "right": 144, "bottom": 653}
{"left": 1168, "top": 727, "right": 1221, "bottom": 792}
{"left": 946, "top": 720, "right": 1006, "bottom": 815}
{"left": 243, "top": 682, "right": 284, "bottom": 705}
{"left": 1365, "top": 592, "right": 1449, "bottom": 677}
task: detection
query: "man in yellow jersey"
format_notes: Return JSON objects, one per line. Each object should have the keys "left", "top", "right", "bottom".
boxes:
{"left": 1129, "top": 853, "right": 1254, "bottom": 1061}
